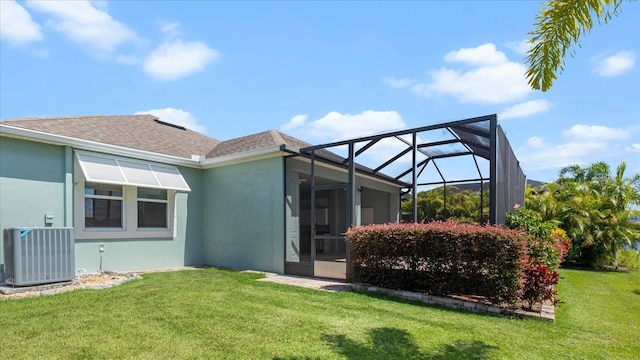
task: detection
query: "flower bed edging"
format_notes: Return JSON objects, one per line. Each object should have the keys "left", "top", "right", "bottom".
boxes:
{"left": 352, "top": 283, "right": 555, "bottom": 322}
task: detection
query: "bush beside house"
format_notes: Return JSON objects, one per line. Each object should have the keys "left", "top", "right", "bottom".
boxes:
{"left": 347, "top": 221, "right": 527, "bottom": 306}
{"left": 347, "top": 217, "right": 569, "bottom": 308}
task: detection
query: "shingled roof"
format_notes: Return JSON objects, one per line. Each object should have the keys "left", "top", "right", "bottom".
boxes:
{"left": 1, "top": 114, "right": 220, "bottom": 159}
{"left": 206, "top": 130, "right": 286, "bottom": 158}
{"left": 1, "top": 114, "right": 394, "bottom": 181}
{"left": 205, "top": 130, "right": 339, "bottom": 161}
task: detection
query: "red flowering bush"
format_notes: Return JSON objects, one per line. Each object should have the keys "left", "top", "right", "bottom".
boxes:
{"left": 551, "top": 228, "right": 571, "bottom": 263}
{"left": 506, "top": 207, "right": 571, "bottom": 307}
{"left": 521, "top": 259, "right": 559, "bottom": 308}
{"left": 346, "top": 221, "right": 527, "bottom": 306}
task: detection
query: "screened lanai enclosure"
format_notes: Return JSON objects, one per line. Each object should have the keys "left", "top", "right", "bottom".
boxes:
{"left": 284, "top": 114, "right": 525, "bottom": 279}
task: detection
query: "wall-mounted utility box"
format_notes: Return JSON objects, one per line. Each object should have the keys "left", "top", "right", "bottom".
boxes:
{"left": 3, "top": 227, "right": 75, "bottom": 286}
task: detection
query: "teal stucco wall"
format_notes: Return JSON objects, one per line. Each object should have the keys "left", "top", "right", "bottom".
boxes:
{"left": 202, "top": 157, "right": 285, "bottom": 273}
{"left": 0, "top": 136, "right": 205, "bottom": 278}
{"left": 0, "top": 137, "right": 69, "bottom": 281}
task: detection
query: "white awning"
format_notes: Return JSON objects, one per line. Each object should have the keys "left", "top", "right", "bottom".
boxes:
{"left": 76, "top": 151, "right": 191, "bottom": 192}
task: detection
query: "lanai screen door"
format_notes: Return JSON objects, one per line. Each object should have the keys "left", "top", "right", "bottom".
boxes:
{"left": 311, "top": 183, "right": 348, "bottom": 279}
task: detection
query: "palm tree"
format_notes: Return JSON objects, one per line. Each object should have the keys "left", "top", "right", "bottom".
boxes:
{"left": 526, "top": 0, "right": 626, "bottom": 91}
{"left": 603, "top": 162, "right": 640, "bottom": 212}
{"left": 601, "top": 162, "right": 640, "bottom": 266}
{"left": 525, "top": 183, "right": 559, "bottom": 221}
{"left": 532, "top": 161, "right": 640, "bottom": 266}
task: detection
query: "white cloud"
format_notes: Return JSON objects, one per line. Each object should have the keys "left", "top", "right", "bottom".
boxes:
{"left": 280, "top": 110, "right": 431, "bottom": 174}
{"left": 135, "top": 107, "right": 206, "bottom": 133}
{"left": 443, "top": 43, "right": 508, "bottom": 66}
{"left": 383, "top": 77, "right": 415, "bottom": 88}
{"left": 593, "top": 51, "right": 635, "bottom": 77}
{"left": 26, "top": 0, "right": 136, "bottom": 55}
{"left": 282, "top": 110, "right": 406, "bottom": 141}
{"left": 410, "top": 43, "right": 532, "bottom": 104}
{"left": 627, "top": 143, "right": 640, "bottom": 153}
{"left": 143, "top": 40, "right": 219, "bottom": 81}
{"left": 281, "top": 114, "right": 309, "bottom": 132}
{"left": 562, "top": 124, "right": 630, "bottom": 141}
{"left": 360, "top": 135, "right": 427, "bottom": 167}
{"left": 526, "top": 136, "right": 545, "bottom": 148}
{"left": 0, "top": 0, "right": 43, "bottom": 45}
{"left": 160, "top": 21, "right": 181, "bottom": 39}
{"left": 89, "top": 0, "right": 109, "bottom": 11}
{"left": 506, "top": 40, "right": 532, "bottom": 55}
{"left": 518, "top": 124, "right": 637, "bottom": 173}
{"left": 519, "top": 140, "right": 609, "bottom": 170}
{"left": 499, "top": 99, "right": 550, "bottom": 120}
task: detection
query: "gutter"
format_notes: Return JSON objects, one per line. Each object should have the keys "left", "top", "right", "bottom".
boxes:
{"left": 200, "top": 145, "right": 288, "bottom": 169}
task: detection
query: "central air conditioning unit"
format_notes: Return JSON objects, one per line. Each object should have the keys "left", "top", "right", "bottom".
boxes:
{"left": 3, "top": 227, "right": 75, "bottom": 286}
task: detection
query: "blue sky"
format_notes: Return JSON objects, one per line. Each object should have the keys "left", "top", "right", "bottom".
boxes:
{"left": 1, "top": 0, "right": 639, "bottom": 183}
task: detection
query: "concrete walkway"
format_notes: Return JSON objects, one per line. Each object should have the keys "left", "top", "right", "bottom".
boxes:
{"left": 254, "top": 273, "right": 352, "bottom": 292}
{"left": 251, "top": 272, "right": 554, "bottom": 321}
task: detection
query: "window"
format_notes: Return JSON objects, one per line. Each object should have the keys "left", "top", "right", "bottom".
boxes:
{"left": 137, "top": 188, "right": 168, "bottom": 228}
{"left": 84, "top": 183, "right": 123, "bottom": 228}
{"left": 74, "top": 151, "right": 188, "bottom": 239}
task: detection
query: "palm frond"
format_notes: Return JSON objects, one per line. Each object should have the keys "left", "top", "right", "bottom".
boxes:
{"left": 525, "top": 0, "right": 624, "bottom": 91}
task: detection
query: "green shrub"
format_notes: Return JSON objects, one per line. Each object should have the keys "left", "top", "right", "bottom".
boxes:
{"left": 618, "top": 249, "right": 640, "bottom": 271}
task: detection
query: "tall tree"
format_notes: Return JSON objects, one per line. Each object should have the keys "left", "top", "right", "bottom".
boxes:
{"left": 526, "top": 0, "right": 626, "bottom": 91}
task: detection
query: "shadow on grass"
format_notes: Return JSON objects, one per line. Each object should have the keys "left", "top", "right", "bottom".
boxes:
{"left": 274, "top": 327, "right": 497, "bottom": 360}
{"left": 325, "top": 327, "right": 496, "bottom": 360}
{"left": 633, "top": 290, "right": 640, "bottom": 296}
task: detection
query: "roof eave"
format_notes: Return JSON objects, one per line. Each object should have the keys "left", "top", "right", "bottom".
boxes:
{"left": 200, "top": 145, "right": 290, "bottom": 169}
{"left": 0, "top": 124, "right": 201, "bottom": 168}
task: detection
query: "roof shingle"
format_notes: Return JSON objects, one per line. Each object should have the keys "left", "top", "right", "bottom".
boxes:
{"left": 1, "top": 114, "right": 220, "bottom": 159}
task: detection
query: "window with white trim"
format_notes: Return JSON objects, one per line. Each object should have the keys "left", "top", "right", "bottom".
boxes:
{"left": 84, "top": 183, "right": 123, "bottom": 228}
{"left": 137, "top": 188, "right": 168, "bottom": 228}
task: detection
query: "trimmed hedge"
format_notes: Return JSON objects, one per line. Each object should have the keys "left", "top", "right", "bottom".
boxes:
{"left": 346, "top": 221, "right": 528, "bottom": 305}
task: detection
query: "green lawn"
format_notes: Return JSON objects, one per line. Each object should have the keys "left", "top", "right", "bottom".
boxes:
{"left": 1, "top": 268, "right": 638, "bottom": 359}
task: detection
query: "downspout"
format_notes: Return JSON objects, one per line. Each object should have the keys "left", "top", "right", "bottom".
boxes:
{"left": 64, "top": 146, "right": 73, "bottom": 227}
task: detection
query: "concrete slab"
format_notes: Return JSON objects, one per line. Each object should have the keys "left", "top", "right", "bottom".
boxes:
{"left": 256, "top": 274, "right": 352, "bottom": 292}
{"left": 0, "top": 280, "right": 74, "bottom": 295}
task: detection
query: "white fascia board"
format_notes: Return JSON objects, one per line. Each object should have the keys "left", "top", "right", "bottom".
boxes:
{"left": 0, "top": 124, "right": 201, "bottom": 168}
{"left": 200, "top": 145, "right": 288, "bottom": 169}
{"left": 293, "top": 156, "right": 406, "bottom": 189}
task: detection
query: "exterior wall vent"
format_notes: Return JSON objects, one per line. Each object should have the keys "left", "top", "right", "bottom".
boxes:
{"left": 3, "top": 228, "right": 75, "bottom": 286}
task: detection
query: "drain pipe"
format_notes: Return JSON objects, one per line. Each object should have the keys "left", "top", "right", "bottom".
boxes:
{"left": 99, "top": 243, "right": 105, "bottom": 273}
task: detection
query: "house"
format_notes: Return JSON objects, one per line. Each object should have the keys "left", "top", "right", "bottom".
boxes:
{"left": 0, "top": 115, "right": 404, "bottom": 281}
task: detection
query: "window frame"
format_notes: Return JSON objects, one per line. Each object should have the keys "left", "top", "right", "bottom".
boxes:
{"left": 84, "top": 182, "right": 125, "bottom": 229}
{"left": 137, "top": 187, "right": 169, "bottom": 230}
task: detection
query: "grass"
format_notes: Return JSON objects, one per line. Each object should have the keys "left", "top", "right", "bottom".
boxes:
{"left": 1, "top": 268, "right": 638, "bottom": 359}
